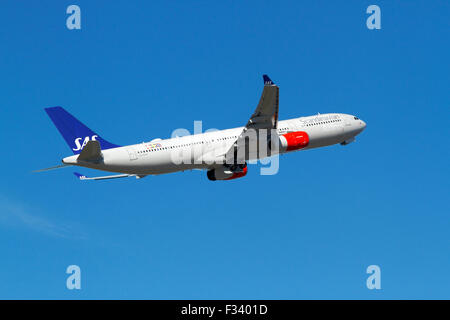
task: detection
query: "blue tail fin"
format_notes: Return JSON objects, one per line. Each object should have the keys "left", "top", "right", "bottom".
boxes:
{"left": 45, "top": 106, "right": 120, "bottom": 154}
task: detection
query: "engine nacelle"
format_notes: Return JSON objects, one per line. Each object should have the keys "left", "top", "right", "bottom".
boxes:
{"left": 207, "top": 164, "right": 248, "bottom": 181}
{"left": 279, "top": 131, "right": 309, "bottom": 152}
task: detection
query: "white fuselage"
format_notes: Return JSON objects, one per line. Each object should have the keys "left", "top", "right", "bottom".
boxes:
{"left": 62, "top": 113, "right": 366, "bottom": 175}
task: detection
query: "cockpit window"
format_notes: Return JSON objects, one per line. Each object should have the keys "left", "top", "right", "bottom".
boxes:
{"left": 354, "top": 116, "right": 359, "bottom": 120}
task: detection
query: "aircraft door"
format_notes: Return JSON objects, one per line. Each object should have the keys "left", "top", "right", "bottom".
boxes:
{"left": 127, "top": 148, "right": 137, "bottom": 161}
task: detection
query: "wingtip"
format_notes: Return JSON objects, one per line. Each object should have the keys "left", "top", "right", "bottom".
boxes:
{"left": 263, "top": 74, "right": 274, "bottom": 85}
{"left": 73, "top": 172, "right": 86, "bottom": 180}
{"left": 44, "top": 106, "right": 63, "bottom": 112}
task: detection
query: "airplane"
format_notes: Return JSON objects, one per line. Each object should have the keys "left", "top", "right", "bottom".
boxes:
{"left": 37, "top": 75, "right": 366, "bottom": 181}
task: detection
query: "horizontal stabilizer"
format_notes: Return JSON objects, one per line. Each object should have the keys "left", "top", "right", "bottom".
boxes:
{"left": 33, "top": 164, "right": 72, "bottom": 173}
{"left": 77, "top": 140, "right": 102, "bottom": 161}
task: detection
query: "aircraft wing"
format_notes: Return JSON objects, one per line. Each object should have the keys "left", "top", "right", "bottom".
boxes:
{"left": 243, "top": 74, "right": 279, "bottom": 130}
{"left": 73, "top": 172, "right": 147, "bottom": 181}
{"left": 225, "top": 75, "right": 279, "bottom": 164}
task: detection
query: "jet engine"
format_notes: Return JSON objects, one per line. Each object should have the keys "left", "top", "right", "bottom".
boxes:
{"left": 278, "top": 131, "right": 309, "bottom": 151}
{"left": 207, "top": 163, "right": 248, "bottom": 181}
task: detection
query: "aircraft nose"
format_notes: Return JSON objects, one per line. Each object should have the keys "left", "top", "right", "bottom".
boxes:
{"left": 361, "top": 120, "right": 366, "bottom": 129}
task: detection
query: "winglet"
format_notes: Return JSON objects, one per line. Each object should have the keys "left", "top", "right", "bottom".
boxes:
{"left": 263, "top": 74, "right": 274, "bottom": 85}
{"left": 73, "top": 172, "right": 87, "bottom": 180}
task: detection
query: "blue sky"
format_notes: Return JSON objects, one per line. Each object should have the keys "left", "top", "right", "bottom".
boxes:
{"left": 0, "top": 1, "right": 449, "bottom": 299}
